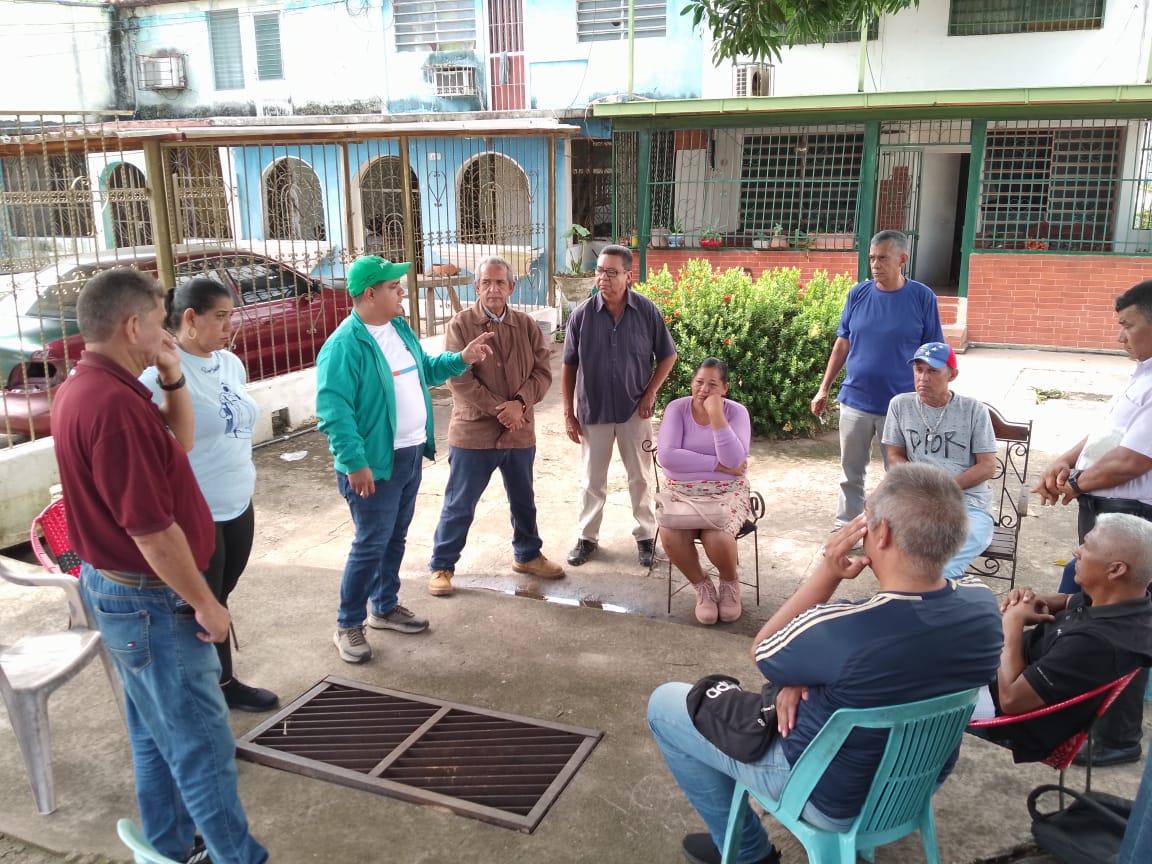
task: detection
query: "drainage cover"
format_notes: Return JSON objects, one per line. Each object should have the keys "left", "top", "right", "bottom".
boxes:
{"left": 236, "top": 675, "right": 602, "bottom": 832}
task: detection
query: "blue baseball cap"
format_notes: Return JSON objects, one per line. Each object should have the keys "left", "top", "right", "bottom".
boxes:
{"left": 908, "top": 342, "right": 957, "bottom": 369}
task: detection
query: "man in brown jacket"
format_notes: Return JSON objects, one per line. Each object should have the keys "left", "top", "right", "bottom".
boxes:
{"left": 426, "top": 256, "right": 564, "bottom": 595}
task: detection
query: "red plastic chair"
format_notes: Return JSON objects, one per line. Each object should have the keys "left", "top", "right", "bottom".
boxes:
{"left": 30, "top": 498, "right": 81, "bottom": 578}
{"left": 968, "top": 669, "right": 1140, "bottom": 799}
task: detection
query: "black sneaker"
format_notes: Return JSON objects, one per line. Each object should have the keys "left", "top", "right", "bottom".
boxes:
{"left": 222, "top": 679, "right": 280, "bottom": 713}
{"left": 566, "top": 539, "right": 597, "bottom": 566}
{"left": 681, "top": 832, "right": 780, "bottom": 864}
{"left": 185, "top": 836, "right": 211, "bottom": 864}
{"left": 637, "top": 538, "right": 656, "bottom": 568}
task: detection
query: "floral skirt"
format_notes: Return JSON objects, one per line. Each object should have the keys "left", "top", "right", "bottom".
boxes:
{"left": 664, "top": 476, "right": 752, "bottom": 537}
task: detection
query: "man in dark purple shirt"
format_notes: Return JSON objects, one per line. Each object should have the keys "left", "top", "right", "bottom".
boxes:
{"left": 560, "top": 244, "right": 677, "bottom": 568}
{"left": 53, "top": 267, "right": 267, "bottom": 864}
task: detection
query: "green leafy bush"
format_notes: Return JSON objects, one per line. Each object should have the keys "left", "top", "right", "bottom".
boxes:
{"left": 635, "top": 259, "right": 851, "bottom": 438}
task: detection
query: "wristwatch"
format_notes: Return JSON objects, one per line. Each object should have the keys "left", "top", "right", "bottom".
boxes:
{"left": 513, "top": 394, "right": 527, "bottom": 408}
{"left": 1066, "top": 469, "right": 1084, "bottom": 496}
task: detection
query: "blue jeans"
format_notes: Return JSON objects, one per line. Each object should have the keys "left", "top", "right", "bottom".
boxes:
{"left": 79, "top": 564, "right": 267, "bottom": 864}
{"left": 647, "top": 682, "right": 851, "bottom": 863}
{"left": 336, "top": 444, "right": 424, "bottom": 629}
{"left": 1119, "top": 745, "right": 1152, "bottom": 863}
{"left": 429, "top": 445, "right": 541, "bottom": 571}
{"left": 944, "top": 505, "right": 995, "bottom": 579}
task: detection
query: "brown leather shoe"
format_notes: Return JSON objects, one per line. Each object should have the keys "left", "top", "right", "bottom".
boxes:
{"left": 428, "top": 569, "right": 454, "bottom": 596}
{"left": 512, "top": 555, "right": 565, "bottom": 579}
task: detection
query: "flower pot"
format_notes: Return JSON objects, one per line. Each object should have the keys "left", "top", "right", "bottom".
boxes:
{"left": 751, "top": 239, "right": 770, "bottom": 250}
{"left": 813, "top": 233, "right": 854, "bottom": 250}
{"left": 668, "top": 233, "right": 685, "bottom": 248}
{"left": 555, "top": 274, "right": 597, "bottom": 302}
{"left": 770, "top": 236, "right": 788, "bottom": 249}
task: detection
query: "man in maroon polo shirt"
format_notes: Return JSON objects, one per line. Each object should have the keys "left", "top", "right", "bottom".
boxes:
{"left": 53, "top": 268, "right": 267, "bottom": 864}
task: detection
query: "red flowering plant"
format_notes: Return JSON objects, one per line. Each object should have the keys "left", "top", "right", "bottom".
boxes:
{"left": 635, "top": 259, "right": 851, "bottom": 437}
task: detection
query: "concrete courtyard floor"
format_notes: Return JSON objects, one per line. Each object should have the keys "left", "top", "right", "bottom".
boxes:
{"left": 1, "top": 344, "right": 1150, "bottom": 863}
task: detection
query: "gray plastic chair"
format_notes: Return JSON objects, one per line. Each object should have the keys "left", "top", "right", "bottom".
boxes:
{"left": 0, "top": 555, "right": 124, "bottom": 814}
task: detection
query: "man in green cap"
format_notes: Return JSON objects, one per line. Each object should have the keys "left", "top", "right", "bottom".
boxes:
{"left": 317, "top": 255, "right": 494, "bottom": 663}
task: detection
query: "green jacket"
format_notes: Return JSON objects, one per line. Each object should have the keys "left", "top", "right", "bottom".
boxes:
{"left": 316, "top": 311, "right": 468, "bottom": 480}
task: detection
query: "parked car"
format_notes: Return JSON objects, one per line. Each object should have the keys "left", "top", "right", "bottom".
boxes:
{"left": 1, "top": 246, "right": 354, "bottom": 439}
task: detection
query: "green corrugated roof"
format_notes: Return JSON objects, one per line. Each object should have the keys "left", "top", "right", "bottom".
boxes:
{"left": 595, "top": 85, "right": 1152, "bottom": 128}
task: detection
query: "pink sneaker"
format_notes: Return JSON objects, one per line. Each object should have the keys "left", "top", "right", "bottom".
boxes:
{"left": 694, "top": 579, "right": 718, "bottom": 625}
{"left": 718, "top": 580, "right": 743, "bottom": 622}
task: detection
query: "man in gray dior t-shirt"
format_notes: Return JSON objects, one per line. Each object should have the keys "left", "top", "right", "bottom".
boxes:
{"left": 883, "top": 341, "right": 997, "bottom": 578}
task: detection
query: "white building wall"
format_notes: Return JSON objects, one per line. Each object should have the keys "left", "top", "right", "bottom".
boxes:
{"left": 1, "top": 1, "right": 116, "bottom": 110}
{"left": 702, "top": 0, "right": 1152, "bottom": 98}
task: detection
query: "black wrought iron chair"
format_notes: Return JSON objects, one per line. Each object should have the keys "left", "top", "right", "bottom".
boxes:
{"left": 643, "top": 439, "right": 763, "bottom": 614}
{"left": 965, "top": 403, "right": 1032, "bottom": 589}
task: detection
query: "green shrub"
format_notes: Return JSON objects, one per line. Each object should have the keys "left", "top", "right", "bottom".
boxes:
{"left": 635, "top": 259, "right": 851, "bottom": 438}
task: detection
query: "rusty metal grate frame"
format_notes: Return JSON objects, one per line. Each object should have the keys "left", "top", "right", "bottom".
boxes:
{"left": 236, "top": 675, "right": 602, "bottom": 832}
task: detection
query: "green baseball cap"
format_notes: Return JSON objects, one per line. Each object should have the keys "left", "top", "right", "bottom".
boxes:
{"left": 345, "top": 255, "right": 412, "bottom": 297}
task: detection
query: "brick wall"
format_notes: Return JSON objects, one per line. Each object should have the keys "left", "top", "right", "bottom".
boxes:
{"left": 632, "top": 249, "right": 859, "bottom": 285}
{"left": 966, "top": 253, "right": 1150, "bottom": 350}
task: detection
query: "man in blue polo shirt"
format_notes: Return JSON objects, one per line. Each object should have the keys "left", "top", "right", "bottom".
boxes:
{"left": 811, "top": 230, "right": 944, "bottom": 529}
{"left": 561, "top": 244, "right": 677, "bottom": 568}
{"left": 648, "top": 464, "right": 1002, "bottom": 864}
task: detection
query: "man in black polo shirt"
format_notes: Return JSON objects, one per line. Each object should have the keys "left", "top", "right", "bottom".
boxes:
{"left": 979, "top": 513, "right": 1152, "bottom": 762}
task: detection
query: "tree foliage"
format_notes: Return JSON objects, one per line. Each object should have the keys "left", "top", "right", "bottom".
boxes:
{"left": 681, "top": 0, "right": 919, "bottom": 62}
{"left": 634, "top": 260, "right": 851, "bottom": 438}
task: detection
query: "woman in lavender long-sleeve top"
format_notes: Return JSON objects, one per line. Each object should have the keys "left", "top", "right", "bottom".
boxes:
{"left": 657, "top": 358, "right": 752, "bottom": 624}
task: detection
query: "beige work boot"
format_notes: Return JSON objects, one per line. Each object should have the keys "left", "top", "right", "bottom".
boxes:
{"left": 428, "top": 569, "right": 454, "bottom": 596}
{"left": 512, "top": 555, "right": 565, "bottom": 579}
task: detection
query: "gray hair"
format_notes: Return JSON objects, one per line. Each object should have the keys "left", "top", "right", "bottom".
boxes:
{"left": 600, "top": 244, "right": 633, "bottom": 271}
{"left": 475, "top": 256, "right": 514, "bottom": 283}
{"left": 1092, "top": 513, "right": 1152, "bottom": 586}
{"left": 77, "top": 267, "right": 164, "bottom": 343}
{"left": 867, "top": 463, "right": 967, "bottom": 573}
{"left": 870, "top": 230, "right": 909, "bottom": 256}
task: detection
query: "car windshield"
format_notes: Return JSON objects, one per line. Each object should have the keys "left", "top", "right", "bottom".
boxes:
{"left": 14, "top": 264, "right": 105, "bottom": 320}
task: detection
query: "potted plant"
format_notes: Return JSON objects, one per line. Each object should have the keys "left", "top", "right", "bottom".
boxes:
{"left": 770, "top": 223, "right": 788, "bottom": 249}
{"left": 751, "top": 234, "right": 770, "bottom": 250}
{"left": 667, "top": 213, "right": 685, "bottom": 248}
{"left": 555, "top": 223, "right": 596, "bottom": 302}
{"left": 700, "top": 228, "right": 723, "bottom": 249}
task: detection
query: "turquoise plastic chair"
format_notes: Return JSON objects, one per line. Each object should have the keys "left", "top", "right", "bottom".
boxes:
{"left": 720, "top": 688, "right": 980, "bottom": 864}
{"left": 115, "top": 819, "right": 182, "bottom": 864}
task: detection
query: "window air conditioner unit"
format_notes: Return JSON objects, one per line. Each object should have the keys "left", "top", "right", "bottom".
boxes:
{"left": 733, "top": 62, "right": 773, "bottom": 97}
{"left": 138, "top": 54, "right": 187, "bottom": 91}
{"left": 431, "top": 65, "right": 478, "bottom": 98}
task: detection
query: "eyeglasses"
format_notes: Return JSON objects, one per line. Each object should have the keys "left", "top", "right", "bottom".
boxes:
{"left": 594, "top": 267, "right": 623, "bottom": 279}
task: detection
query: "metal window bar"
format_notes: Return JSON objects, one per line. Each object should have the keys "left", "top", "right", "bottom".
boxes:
{"left": 168, "top": 147, "right": 233, "bottom": 242}
{"left": 208, "top": 9, "right": 244, "bottom": 90}
{"left": 394, "top": 0, "right": 477, "bottom": 51}
{"left": 948, "top": 0, "right": 1105, "bottom": 36}
{"left": 977, "top": 119, "right": 1140, "bottom": 253}
{"left": 431, "top": 65, "right": 478, "bottom": 97}
{"left": 577, "top": 0, "right": 666, "bottom": 41}
{"left": 254, "top": 13, "right": 284, "bottom": 82}
{"left": 571, "top": 139, "right": 613, "bottom": 238}
{"left": 802, "top": 15, "right": 879, "bottom": 43}
{"left": 1133, "top": 122, "right": 1152, "bottom": 232}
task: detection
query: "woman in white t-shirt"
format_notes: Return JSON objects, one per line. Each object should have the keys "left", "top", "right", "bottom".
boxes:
{"left": 141, "top": 277, "right": 278, "bottom": 713}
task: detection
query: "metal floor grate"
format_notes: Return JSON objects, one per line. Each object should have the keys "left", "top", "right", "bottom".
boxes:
{"left": 236, "top": 676, "right": 602, "bottom": 832}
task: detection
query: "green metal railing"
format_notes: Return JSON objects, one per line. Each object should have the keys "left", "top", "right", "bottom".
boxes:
{"left": 974, "top": 118, "right": 1152, "bottom": 254}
